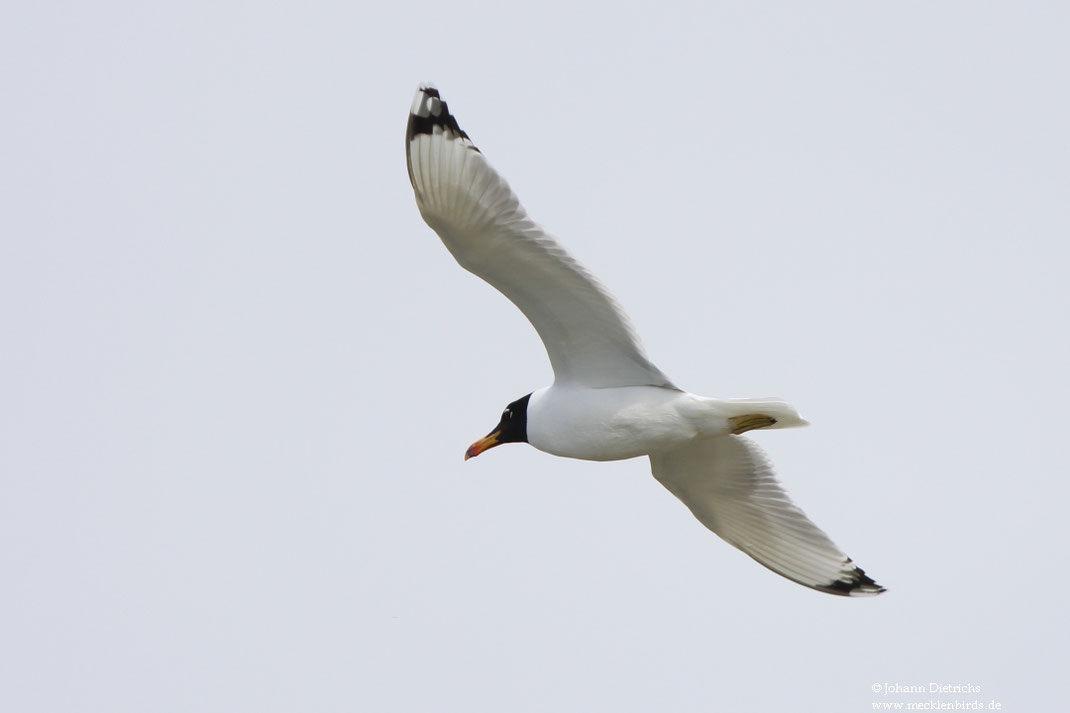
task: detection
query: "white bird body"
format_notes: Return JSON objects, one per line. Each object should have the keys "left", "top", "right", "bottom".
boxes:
{"left": 528, "top": 386, "right": 806, "bottom": 461}
{"left": 405, "top": 84, "right": 885, "bottom": 596}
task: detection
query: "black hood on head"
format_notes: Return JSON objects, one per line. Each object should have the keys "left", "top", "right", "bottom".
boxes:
{"left": 496, "top": 393, "right": 531, "bottom": 444}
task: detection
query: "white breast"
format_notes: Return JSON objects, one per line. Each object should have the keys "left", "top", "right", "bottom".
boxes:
{"left": 526, "top": 386, "right": 728, "bottom": 461}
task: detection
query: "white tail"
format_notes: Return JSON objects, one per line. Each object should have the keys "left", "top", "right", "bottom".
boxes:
{"left": 719, "top": 397, "right": 809, "bottom": 430}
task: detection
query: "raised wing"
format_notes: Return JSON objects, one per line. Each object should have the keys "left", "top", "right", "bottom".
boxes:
{"left": 405, "top": 84, "right": 675, "bottom": 389}
{"left": 650, "top": 435, "right": 885, "bottom": 596}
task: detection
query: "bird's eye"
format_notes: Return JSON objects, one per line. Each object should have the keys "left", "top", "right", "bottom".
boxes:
{"left": 502, "top": 410, "right": 511, "bottom": 420}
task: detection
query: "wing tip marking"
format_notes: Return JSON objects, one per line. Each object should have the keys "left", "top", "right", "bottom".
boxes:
{"left": 407, "top": 83, "right": 481, "bottom": 153}
{"left": 818, "top": 560, "right": 886, "bottom": 597}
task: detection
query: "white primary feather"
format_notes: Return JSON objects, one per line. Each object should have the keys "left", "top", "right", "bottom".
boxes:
{"left": 650, "top": 435, "right": 884, "bottom": 596}
{"left": 406, "top": 84, "right": 675, "bottom": 389}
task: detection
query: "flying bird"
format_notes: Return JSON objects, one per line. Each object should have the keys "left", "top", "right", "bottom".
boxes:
{"left": 405, "top": 84, "right": 884, "bottom": 596}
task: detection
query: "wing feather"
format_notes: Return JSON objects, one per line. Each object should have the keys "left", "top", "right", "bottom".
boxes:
{"left": 650, "top": 435, "right": 885, "bottom": 596}
{"left": 406, "top": 84, "right": 675, "bottom": 389}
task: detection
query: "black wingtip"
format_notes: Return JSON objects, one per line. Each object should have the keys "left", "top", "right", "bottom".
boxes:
{"left": 819, "top": 561, "right": 886, "bottom": 597}
{"left": 406, "top": 84, "right": 480, "bottom": 152}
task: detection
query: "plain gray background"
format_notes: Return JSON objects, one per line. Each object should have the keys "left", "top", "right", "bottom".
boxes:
{"left": 3, "top": 1, "right": 1067, "bottom": 711}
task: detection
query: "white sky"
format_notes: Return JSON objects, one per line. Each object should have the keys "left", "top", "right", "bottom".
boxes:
{"left": 3, "top": 2, "right": 1068, "bottom": 711}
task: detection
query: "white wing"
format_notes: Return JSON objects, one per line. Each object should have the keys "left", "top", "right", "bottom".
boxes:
{"left": 650, "top": 435, "right": 885, "bottom": 596}
{"left": 406, "top": 84, "right": 676, "bottom": 389}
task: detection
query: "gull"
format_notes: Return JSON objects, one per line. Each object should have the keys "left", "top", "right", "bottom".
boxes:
{"left": 405, "top": 84, "right": 885, "bottom": 596}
